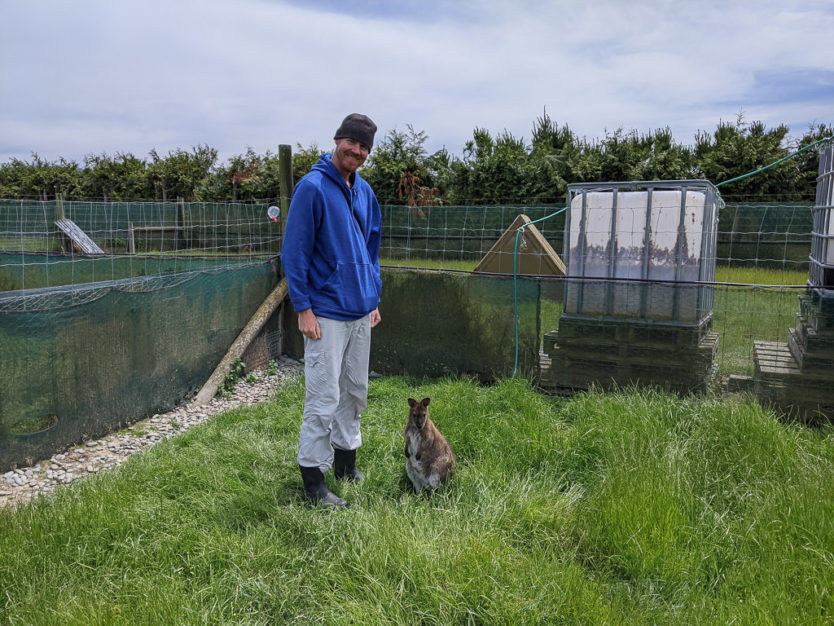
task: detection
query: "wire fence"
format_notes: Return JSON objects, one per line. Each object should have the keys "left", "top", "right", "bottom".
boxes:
{"left": 1, "top": 198, "right": 814, "bottom": 271}
{"left": 2, "top": 193, "right": 828, "bottom": 471}
{"left": 0, "top": 197, "right": 818, "bottom": 372}
{"left": 379, "top": 200, "right": 813, "bottom": 275}
{"left": 0, "top": 198, "right": 283, "bottom": 301}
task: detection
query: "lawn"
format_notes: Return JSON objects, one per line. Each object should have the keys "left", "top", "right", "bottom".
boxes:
{"left": 1, "top": 376, "right": 832, "bottom": 624}
{"left": 383, "top": 258, "right": 810, "bottom": 287}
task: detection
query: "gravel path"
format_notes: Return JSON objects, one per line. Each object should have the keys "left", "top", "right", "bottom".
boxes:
{"left": 1, "top": 356, "right": 303, "bottom": 510}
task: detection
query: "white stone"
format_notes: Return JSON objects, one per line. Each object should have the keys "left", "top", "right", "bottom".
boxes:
{"left": 1, "top": 360, "right": 303, "bottom": 509}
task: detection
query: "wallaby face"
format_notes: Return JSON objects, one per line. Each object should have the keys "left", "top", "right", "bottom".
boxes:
{"left": 408, "top": 397, "right": 429, "bottom": 429}
{"left": 404, "top": 397, "right": 456, "bottom": 493}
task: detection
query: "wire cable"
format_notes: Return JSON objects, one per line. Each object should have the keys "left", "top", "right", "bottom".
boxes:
{"left": 512, "top": 207, "right": 567, "bottom": 376}
{"left": 715, "top": 137, "right": 831, "bottom": 189}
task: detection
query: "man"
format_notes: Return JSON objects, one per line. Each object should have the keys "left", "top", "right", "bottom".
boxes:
{"left": 281, "top": 113, "right": 382, "bottom": 509}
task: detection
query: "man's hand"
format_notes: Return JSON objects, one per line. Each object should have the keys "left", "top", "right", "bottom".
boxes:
{"left": 298, "top": 308, "right": 321, "bottom": 340}
{"left": 370, "top": 307, "right": 381, "bottom": 328}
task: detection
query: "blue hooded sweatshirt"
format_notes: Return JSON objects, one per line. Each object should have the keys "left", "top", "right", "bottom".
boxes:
{"left": 281, "top": 154, "right": 382, "bottom": 321}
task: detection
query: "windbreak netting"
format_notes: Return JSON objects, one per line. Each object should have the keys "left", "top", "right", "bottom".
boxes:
{"left": 372, "top": 268, "right": 541, "bottom": 380}
{"left": 0, "top": 260, "right": 280, "bottom": 471}
{"left": 0, "top": 198, "right": 824, "bottom": 469}
{"left": 375, "top": 200, "right": 816, "bottom": 385}
{"left": 710, "top": 282, "right": 808, "bottom": 377}
{"left": 279, "top": 267, "right": 542, "bottom": 382}
{"left": 1, "top": 198, "right": 283, "bottom": 470}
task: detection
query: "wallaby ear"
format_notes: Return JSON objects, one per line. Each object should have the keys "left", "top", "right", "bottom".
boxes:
{"left": 407, "top": 398, "right": 416, "bottom": 407}
{"left": 422, "top": 397, "right": 430, "bottom": 407}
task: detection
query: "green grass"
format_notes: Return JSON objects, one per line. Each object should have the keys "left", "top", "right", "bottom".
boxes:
{"left": 712, "top": 285, "right": 803, "bottom": 376}
{"left": 0, "top": 237, "right": 58, "bottom": 252}
{"left": 382, "top": 258, "right": 807, "bottom": 287}
{"left": 712, "top": 266, "right": 807, "bottom": 376}
{"left": 381, "top": 257, "right": 476, "bottom": 271}
{"left": 2, "top": 376, "right": 832, "bottom": 624}
{"left": 714, "top": 265, "right": 807, "bottom": 287}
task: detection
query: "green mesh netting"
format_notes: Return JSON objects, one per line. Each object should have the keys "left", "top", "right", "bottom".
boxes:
{"left": 0, "top": 259, "right": 279, "bottom": 470}
{"left": 0, "top": 252, "right": 259, "bottom": 295}
{"left": 281, "top": 268, "right": 542, "bottom": 382}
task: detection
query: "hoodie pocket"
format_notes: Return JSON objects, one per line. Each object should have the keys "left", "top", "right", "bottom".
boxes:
{"left": 319, "top": 262, "right": 379, "bottom": 314}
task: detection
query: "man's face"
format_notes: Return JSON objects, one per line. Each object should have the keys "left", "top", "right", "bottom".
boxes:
{"left": 332, "top": 138, "right": 370, "bottom": 177}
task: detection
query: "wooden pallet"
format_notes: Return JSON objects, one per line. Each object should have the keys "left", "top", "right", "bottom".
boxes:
{"left": 753, "top": 341, "right": 801, "bottom": 378}
{"left": 753, "top": 340, "right": 834, "bottom": 422}
{"left": 554, "top": 315, "right": 711, "bottom": 350}
{"left": 541, "top": 321, "right": 718, "bottom": 394}
{"left": 788, "top": 329, "right": 834, "bottom": 371}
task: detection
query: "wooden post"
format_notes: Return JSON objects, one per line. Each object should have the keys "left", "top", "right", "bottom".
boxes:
{"left": 128, "top": 223, "right": 136, "bottom": 254}
{"left": 55, "top": 193, "right": 68, "bottom": 252}
{"left": 278, "top": 144, "right": 293, "bottom": 231}
{"left": 193, "top": 279, "right": 289, "bottom": 405}
{"left": 176, "top": 196, "right": 185, "bottom": 251}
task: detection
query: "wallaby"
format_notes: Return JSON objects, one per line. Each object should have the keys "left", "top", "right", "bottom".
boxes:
{"left": 404, "top": 397, "right": 456, "bottom": 493}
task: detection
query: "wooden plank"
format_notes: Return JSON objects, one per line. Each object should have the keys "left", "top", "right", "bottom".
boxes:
{"left": 56, "top": 220, "right": 97, "bottom": 254}
{"left": 55, "top": 218, "right": 104, "bottom": 255}
{"left": 556, "top": 316, "right": 707, "bottom": 348}
{"left": 753, "top": 341, "right": 809, "bottom": 380}
{"left": 546, "top": 351, "right": 712, "bottom": 390}
{"left": 130, "top": 226, "right": 180, "bottom": 232}
{"left": 194, "top": 279, "right": 288, "bottom": 405}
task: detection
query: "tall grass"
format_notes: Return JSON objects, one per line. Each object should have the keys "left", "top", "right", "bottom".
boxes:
{"left": 714, "top": 265, "right": 807, "bottom": 286}
{"left": 2, "top": 377, "right": 832, "bottom": 623}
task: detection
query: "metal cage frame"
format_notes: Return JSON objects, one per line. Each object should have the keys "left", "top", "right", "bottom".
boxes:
{"left": 563, "top": 179, "right": 722, "bottom": 325}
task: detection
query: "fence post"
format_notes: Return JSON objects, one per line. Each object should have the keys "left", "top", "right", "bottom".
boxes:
{"left": 278, "top": 144, "right": 293, "bottom": 231}
{"left": 56, "top": 193, "right": 64, "bottom": 220}
{"left": 176, "top": 196, "right": 187, "bottom": 250}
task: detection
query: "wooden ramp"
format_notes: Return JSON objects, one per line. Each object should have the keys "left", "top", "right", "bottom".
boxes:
{"left": 55, "top": 219, "right": 104, "bottom": 255}
{"left": 474, "top": 214, "right": 565, "bottom": 275}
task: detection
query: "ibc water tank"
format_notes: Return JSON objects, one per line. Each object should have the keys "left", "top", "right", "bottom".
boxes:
{"left": 810, "top": 138, "right": 834, "bottom": 290}
{"left": 564, "top": 180, "right": 721, "bottom": 324}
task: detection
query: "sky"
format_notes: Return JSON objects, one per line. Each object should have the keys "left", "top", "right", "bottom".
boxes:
{"left": 1, "top": 0, "right": 832, "bottom": 166}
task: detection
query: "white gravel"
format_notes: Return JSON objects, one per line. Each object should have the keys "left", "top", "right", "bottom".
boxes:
{"left": 0, "top": 356, "right": 303, "bottom": 510}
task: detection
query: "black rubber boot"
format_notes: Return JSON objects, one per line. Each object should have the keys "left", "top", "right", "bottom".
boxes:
{"left": 334, "top": 448, "right": 363, "bottom": 482}
{"left": 299, "top": 465, "right": 349, "bottom": 509}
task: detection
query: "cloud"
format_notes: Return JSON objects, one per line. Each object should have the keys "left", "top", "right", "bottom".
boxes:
{"left": 0, "top": 0, "right": 831, "bottom": 165}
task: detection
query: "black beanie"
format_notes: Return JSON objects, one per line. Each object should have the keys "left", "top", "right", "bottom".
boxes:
{"left": 334, "top": 113, "right": 377, "bottom": 150}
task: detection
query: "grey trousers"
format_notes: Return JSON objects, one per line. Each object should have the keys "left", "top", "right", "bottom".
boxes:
{"left": 297, "top": 314, "right": 371, "bottom": 472}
